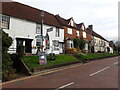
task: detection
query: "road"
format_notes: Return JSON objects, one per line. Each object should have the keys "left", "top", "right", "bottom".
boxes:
{"left": 1, "top": 56, "right": 119, "bottom": 89}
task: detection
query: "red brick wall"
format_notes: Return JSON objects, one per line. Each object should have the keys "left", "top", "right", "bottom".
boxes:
{"left": 83, "top": 33, "right": 92, "bottom": 41}
{"left": 64, "top": 26, "right": 82, "bottom": 39}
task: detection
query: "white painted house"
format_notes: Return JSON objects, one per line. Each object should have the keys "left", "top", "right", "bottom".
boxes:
{"left": 92, "top": 31, "right": 113, "bottom": 53}
{"left": 1, "top": 1, "right": 64, "bottom": 54}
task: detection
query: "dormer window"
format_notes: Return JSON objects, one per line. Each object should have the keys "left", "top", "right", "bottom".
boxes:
{"left": 70, "top": 20, "right": 74, "bottom": 26}
{"left": 81, "top": 25, "right": 84, "bottom": 30}
{"left": 69, "top": 18, "right": 76, "bottom": 27}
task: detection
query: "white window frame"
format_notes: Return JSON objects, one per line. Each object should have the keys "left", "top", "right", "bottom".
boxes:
{"left": 83, "top": 32, "right": 86, "bottom": 38}
{"left": 52, "top": 40, "right": 59, "bottom": 50}
{"left": 1, "top": 15, "right": 10, "bottom": 29}
{"left": 67, "top": 28, "right": 72, "bottom": 34}
{"left": 36, "top": 24, "right": 41, "bottom": 34}
{"left": 76, "top": 31, "right": 80, "bottom": 36}
{"left": 81, "top": 25, "right": 84, "bottom": 30}
{"left": 56, "top": 27, "right": 60, "bottom": 37}
{"left": 70, "top": 20, "right": 74, "bottom": 26}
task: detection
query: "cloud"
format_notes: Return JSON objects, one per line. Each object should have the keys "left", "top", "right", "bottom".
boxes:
{"left": 12, "top": 0, "right": 119, "bottom": 41}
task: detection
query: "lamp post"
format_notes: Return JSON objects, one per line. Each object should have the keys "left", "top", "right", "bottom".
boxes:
{"left": 39, "top": 11, "right": 47, "bottom": 65}
{"left": 41, "top": 10, "right": 44, "bottom": 52}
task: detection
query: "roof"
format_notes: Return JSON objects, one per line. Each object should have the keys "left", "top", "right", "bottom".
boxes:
{"left": 55, "top": 15, "right": 82, "bottom": 30}
{"left": 76, "top": 23, "right": 84, "bottom": 30}
{"left": 92, "top": 31, "right": 108, "bottom": 42}
{"left": 1, "top": 1, "right": 62, "bottom": 28}
{"left": 76, "top": 23, "right": 82, "bottom": 28}
{"left": 55, "top": 15, "right": 69, "bottom": 26}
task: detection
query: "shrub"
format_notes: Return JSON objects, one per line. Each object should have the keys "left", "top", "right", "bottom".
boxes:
{"left": 73, "top": 38, "right": 80, "bottom": 48}
{"left": 81, "top": 50, "right": 87, "bottom": 53}
{"left": 18, "top": 45, "right": 25, "bottom": 58}
{"left": 79, "top": 38, "right": 86, "bottom": 50}
{"left": 10, "top": 54, "right": 19, "bottom": 69}
{"left": 2, "top": 31, "right": 17, "bottom": 81}
{"left": 76, "top": 48, "right": 81, "bottom": 53}
{"left": 2, "top": 31, "right": 12, "bottom": 72}
{"left": 65, "top": 48, "right": 78, "bottom": 54}
{"left": 73, "top": 38, "right": 86, "bottom": 50}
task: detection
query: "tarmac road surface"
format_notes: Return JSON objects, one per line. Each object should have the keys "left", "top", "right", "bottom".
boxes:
{"left": 1, "top": 56, "right": 119, "bottom": 89}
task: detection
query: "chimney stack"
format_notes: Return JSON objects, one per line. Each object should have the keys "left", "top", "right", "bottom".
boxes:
{"left": 88, "top": 25, "right": 93, "bottom": 31}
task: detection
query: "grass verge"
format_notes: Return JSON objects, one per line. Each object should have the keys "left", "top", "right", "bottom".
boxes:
{"left": 22, "top": 54, "right": 78, "bottom": 71}
{"left": 75, "top": 53, "right": 118, "bottom": 61}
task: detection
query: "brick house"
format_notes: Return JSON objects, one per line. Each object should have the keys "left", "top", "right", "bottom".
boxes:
{"left": 55, "top": 15, "right": 89, "bottom": 51}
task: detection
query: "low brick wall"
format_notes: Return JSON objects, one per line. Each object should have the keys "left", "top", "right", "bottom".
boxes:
{"left": 32, "top": 61, "right": 80, "bottom": 72}
{"left": 31, "top": 54, "right": 120, "bottom": 73}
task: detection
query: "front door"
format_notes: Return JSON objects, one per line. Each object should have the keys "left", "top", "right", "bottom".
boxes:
{"left": 16, "top": 39, "right": 23, "bottom": 53}
{"left": 25, "top": 39, "right": 32, "bottom": 53}
{"left": 16, "top": 38, "right": 32, "bottom": 53}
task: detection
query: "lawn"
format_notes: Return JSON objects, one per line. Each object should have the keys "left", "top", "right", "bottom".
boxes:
{"left": 22, "top": 53, "right": 118, "bottom": 71}
{"left": 22, "top": 54, "right": 78, "bottom": 70}
{"left": 75, "top": 53, "right": 118, "bottom": 61}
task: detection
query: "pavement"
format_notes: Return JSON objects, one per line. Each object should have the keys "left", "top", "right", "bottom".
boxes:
{"left": 1, "top": 56, "right": 119, "bottom": 89}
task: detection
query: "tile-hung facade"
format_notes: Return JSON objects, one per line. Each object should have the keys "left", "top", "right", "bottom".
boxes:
{"left": 1, "top": 1, "right": 64, "bottom": 54}
{"left": 55, "top": 15, "right": 89, "bottom": 51}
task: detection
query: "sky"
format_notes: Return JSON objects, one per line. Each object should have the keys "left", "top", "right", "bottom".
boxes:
{"left": 12, "top": 0, "right": 119, "bottom": 42}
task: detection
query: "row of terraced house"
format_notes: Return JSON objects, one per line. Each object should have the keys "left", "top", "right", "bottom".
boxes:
{"left": 0, "top": 1, "right": 113, "bottom": 55}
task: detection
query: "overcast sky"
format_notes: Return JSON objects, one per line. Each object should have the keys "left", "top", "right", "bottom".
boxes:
{"left": 12, "top": 0, "right": 119, "bottom": 42}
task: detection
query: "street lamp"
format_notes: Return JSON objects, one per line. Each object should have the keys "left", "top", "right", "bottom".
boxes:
{"left": 41, "top": 10, "right": 44, "bottom": 52}
{"left": 39, "top": 10, "right": 47, "bottom": 65}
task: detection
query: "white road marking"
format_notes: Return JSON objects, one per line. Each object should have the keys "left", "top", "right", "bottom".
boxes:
{"left": 113, "top": 62, "right": 118, "bottom": 65}
{"left": 55, "top": 82, "right": 74, "bottom": 90}
{"left": 90, "top": 66, "right": 110, "bottom": 77}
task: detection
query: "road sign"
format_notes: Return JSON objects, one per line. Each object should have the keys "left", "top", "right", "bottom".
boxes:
{"left": 35, "top": 35, "right": 46, "bottom": 38}
{"left": 35, "top": 35, "right": 42, "bottom": 38}
{"left": 47, "top": 27, "right": 53, "bottom": 32}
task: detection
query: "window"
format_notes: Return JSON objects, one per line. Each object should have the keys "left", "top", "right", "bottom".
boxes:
{"left": 76, "top": 31, "right": 79, "bottom": 36}
{"left": 0, "top": 15, "right": 10, "bottom": 29}
{"left": 70, "top": 20, "right": 74, "bottom": 26}
{"left": 36, "top": 24, "right": 41, "bottom": 34}
{"left": 56, "top": 27, "right": 60, "bottom": 37}
{"left": 81, "top": 25, "right": 84, "bottom": 30}
{"left": 83, "top": 32, "right": 86, "bottom": 38}
{"left": 52, "top": 40, "right": 59, "bottom": 50}
{"left": 67, "top": 28, "right": 72, "bottom": 34}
